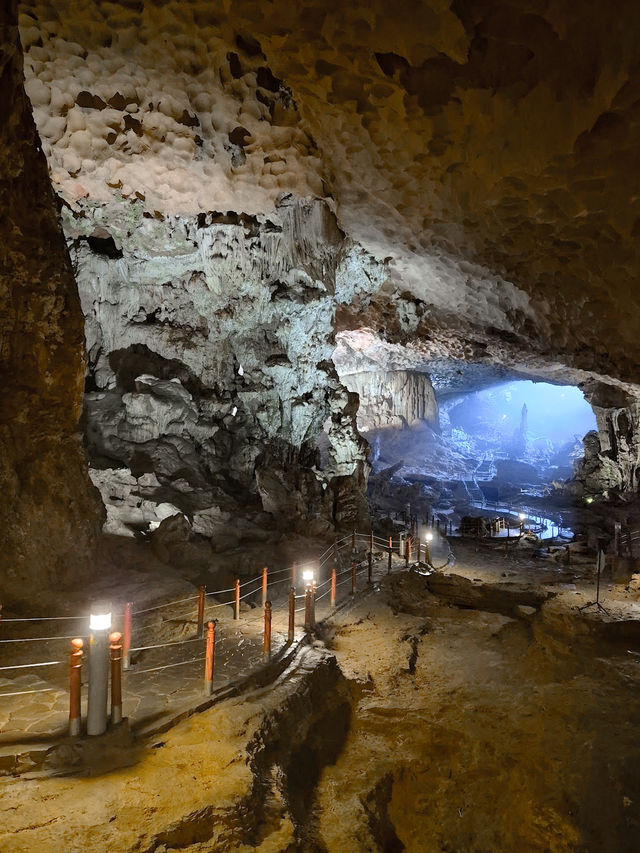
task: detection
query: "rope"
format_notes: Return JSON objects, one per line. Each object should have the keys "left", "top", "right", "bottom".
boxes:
{"left": 205, "top": 586, "right": 236, "bottom": 596}
{"left": 0, "top": 687, "right": 60, "bottom": 698}
{"left": 0, "top": 660, "right": 62, "bottom": 671}
{"left": 133, "top": 594, "right": 199, "bottom": 615}
{"left": 126, "top": 656, "right": 205, "bottom": 676}
{"left": 129, "top": 638, "right": 203, "bottom": 653}
{"left": 0, "top": 635, "right": 88, "bottom": 643}
{"left": 0, "top": 615, "right": 84, "bottom": 622}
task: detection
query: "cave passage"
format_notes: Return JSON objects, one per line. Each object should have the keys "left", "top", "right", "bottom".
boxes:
{"left": 443, "top": 380, "right": 597, "bottom": 495}
{"left": 365, "top": 377, "right": 598, "bottom": 523}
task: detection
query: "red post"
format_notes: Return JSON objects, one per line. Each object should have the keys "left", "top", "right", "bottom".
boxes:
{"left": 288, "top": 586, "right": 295, "bottom": 642}
{"left": 351, "top": 560, "right": 357, "bottom": 596}
{"left": 262, "top": 566, "right": 268, "bottom": 608}
{"left": 263, "top": 601, "right": 272, "bottom": 662}
{"left": 109, "top": 632, "right": 122, "bottom": 725}
{"left": 234, "top": 579, "right": 240, "bottom": 620}
{"left": 197, "top": 585, "right": 206, "bottom": 638}
{"left": 388, "top": 537, "right": 392, "bottom": 573}
{"left": 123, "top": 601, "right": 132, "bottom": 670}
{"left": 304, "top": 587, "right": 312, "bottom": 632}
{"left": 204, "top": 620, "right": 215, "bottom": 695}
{"left": 69, "top": 638, "right": 83, "bottom": 736}
{"left": 331, "top": 568, "right": 337, "bottom": 606}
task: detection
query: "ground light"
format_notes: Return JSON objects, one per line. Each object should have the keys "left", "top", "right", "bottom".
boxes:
{"left": 87, "top": 604, "right": 111, "bottom": 736}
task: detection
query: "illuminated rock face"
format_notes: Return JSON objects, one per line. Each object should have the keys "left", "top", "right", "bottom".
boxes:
{"left": 70, "top": 197, "right": 382, "bottom": 534}
{"left": 341, "top": 370, "right": 439, "bottom": 433}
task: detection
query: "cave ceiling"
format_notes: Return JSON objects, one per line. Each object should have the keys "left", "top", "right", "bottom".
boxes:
{"left": 18, "top": 0, "right": 640, "bottom": 389}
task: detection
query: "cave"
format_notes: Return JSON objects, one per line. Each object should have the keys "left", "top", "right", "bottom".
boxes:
{"left": 2, "top": 0, "right": 640, "bottom": 850}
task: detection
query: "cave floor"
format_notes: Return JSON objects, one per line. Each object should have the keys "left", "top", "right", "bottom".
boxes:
{"left": 1, "top": 543, "right": 640, "bottom": 851}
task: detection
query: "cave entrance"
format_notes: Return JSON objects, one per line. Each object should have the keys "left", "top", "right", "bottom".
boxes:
{"left": 361, "top": 374, "right": 597, "bottom": 524}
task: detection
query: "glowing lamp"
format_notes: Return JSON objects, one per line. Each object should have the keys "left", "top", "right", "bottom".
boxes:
{"left": 302, "top": 568, "right": 315, "bottom": 583}
{"left": 519, "top": 513, "right": 526, "bottom": 520}
{"left": 89, "top": 610, "right": 112, "bottom": 631}
{"left": 425, "top": 532, "right": 434, "bottom": 542}
{"left": 585, "top": 496, "right": 594, "bottom": 504}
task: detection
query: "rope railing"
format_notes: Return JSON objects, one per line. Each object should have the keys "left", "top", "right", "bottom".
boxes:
{"left": 0, "top": 524, "right": 455, "bottom": 732}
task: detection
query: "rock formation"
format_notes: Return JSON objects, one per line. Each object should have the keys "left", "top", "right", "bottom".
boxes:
{"left": 4, "top": 0, "right": 640, "bottom": 598}
{"left": 340, "top": 370, "right": 439, "bottom": 432}
{"left": 0, "top": 0, "right": 102, "bottom": 604}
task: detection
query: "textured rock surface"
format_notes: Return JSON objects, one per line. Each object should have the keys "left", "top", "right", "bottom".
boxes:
{"left": 0, "top": 0, "right": 101, "bottom": 604}
{"left": 69, "top": 197, "right": 383, "bottom": 534}
{"left": 341, "top": 369, "right": 439, "bottom": 432}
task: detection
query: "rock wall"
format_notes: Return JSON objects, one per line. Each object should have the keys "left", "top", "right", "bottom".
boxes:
{"left": 66, "top": 197, "right": 384, "bottom": 537}
{"left": 0, "top": 0, "right": 101, "bottom": 604}
{"left": 341, "top": 370, "right": 439, "bottom": 432}
{"left": 571, "top": 383, "right": 640, "bottom": 497}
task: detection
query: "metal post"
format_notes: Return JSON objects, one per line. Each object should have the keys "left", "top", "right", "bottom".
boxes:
{"left": 288, "top": 587, "right": 295, "bottom": 642}
{"left": 122, "top": 601, "right": 132, "bottom": 670}
{"left": 351, "top": 560, "right": 357, "bottom": 596}
{"left": 204, "top": 620, "right": 215, "bottom": 695}
{"left": 69, "top": 638, "right": 83, "bottom": 737}
{"left": 263, "top": 601, "right": 272, "bottom": 662}
{"left": 262, "top": 566, "right": 268, "bottom": 608}
{"left": 331, "top": 569, "right": 336, "bottom": 606}
{"left": 304, "top": 587, "right": 312, "bottom": 632}
{"left": 197, "top": 585, "right": 206, "bottom": 638}
{"left": 109, "top": 632, "right": 122, "bottom": 726}
{"left": 234, "top": 579, "right": 240, "bottom": 620}
{"left": 388, "top": 537, "right": 392, "bottom": 573}
{"left": 87, "top": 605, "right": 111, "bottom": 737}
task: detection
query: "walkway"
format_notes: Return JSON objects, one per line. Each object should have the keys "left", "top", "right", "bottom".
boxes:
{"left": 0, "top": 532, "right": 426, "bottom": 766}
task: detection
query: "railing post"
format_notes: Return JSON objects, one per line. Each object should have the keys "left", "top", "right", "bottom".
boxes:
{"left": 109, "top": 632, "right": 122, "bottom": 725}
{"left": 69, "top": 638, "right": 83, "bottom": 737}
{"left": 123, "top": 601, "right": 132, "bottom": 670}
{"left": 288, "top": 587, "right": 295, "bottom": 642}
{"left": 351, "top": 560, "right": 357, "bottom": 596}
{"left": 424, "top": 539, "right": 431, "bottom": 566}
{"left": 197, "top": 585, "right": 206, "bottom": 638}
{"left": 388, "top": 537, "right": 392, "bottom": 574}
{"left": 331, "top": 568, "right": 336, "bottom": 606}
{"left": 405, "top": 539, "right": 411, "bottom": 568}
{"left": 262, "top": 566, "right": 268, "bottom": 608}
{"left": 204, "top": 620, "right": 215, "bottom": 695}
{"left": 304, "top": 586, "right": 312, "bottom": 632}
{"left": 263, "top": 601, "right": 272, "bottom": 662}
{"left": 234, "top": 579, "right": 240, "bottom": 620}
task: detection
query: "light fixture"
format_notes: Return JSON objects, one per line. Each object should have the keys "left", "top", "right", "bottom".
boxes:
{"left": 89, "top": 610, "right": 112, "bottom": 631}
{"left": 425, "top": 532, "right": 433, "bottom": 542}
{"left": 302, "top": 568, "right": 315, "bottom": 583}
{"left": 519, "top": 512, "right": 526, "bottom": 520}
